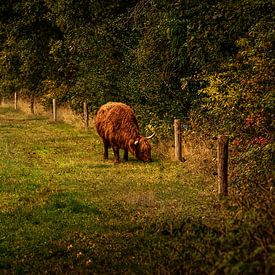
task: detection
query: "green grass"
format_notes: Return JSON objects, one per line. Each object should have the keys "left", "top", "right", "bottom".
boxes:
{"left": 0, "top": 107, "right": 272, "bottom": 274}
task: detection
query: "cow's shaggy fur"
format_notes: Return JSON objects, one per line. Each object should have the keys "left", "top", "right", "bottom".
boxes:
{"left": 95, "top": 102, "right": 152, "bottom": 163}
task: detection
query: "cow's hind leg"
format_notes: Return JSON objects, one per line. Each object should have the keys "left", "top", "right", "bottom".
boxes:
{"left": 112, "top": 146, "right": 120, "bottom": 163}
{"left": 103, "top": 140, "right": 109, "bottom": 160}
{"left": 124, "top": 149, "right": 128, "bottom": 161}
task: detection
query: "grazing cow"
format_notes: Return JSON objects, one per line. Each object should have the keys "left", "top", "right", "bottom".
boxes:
{"left": 95, "top": 102, "right": 154, "bottom": 163}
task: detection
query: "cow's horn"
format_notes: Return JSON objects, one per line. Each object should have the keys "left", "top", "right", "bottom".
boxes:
{"left": 146, "top": 132, "right": 155, "bottom": 139}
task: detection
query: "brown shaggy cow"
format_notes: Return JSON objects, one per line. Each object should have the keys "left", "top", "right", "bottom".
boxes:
{"left": 95, "top": 102, "right": 154, "bottom": 163}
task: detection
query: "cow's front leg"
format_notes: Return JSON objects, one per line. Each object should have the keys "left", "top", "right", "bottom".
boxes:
{"left": 103, "top": 140, "right": 109, "bottom": 160}
{"left": 112, "top": 146, "right": 120, "bottom": 163}
{"left": 124, "top": 149, "right": 128, "bottom": 161}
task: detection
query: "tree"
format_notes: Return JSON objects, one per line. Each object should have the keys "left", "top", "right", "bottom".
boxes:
{"left": 0, "top": 0, "right": 61, "bottom": 113}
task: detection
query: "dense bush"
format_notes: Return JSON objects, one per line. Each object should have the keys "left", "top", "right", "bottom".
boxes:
{"left": 149, "top": 211, "right": 274, "bottom": 274}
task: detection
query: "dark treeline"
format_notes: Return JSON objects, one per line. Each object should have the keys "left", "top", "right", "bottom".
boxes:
{"left": 1, "top": 1, "right": 273, "bottom": 125}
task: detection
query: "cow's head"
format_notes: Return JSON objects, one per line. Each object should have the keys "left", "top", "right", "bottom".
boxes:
{"left": 130, "top": 133, "right": 155, "bottom": 162}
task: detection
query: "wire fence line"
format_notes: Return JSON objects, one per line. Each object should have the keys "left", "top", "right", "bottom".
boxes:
{"left": 1, "top": 94, "right": 229, "bottom": 197}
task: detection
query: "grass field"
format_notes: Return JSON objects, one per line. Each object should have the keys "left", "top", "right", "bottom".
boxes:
{"left": 1, "top": 107, "right": 271, "bottom": 274}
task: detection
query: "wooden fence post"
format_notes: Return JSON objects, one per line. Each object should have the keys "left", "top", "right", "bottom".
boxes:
{"left": 14, "top": 92, "right": 18, "bottom": 110}
{"left": 217, "top": 135, "right": 229, "bottom": 197}
{"left": 174, "top": 118, "right": 183, "bottom": 161}
{"left": 83, "top": 101, "right": 89, "bottom": 130}
{"left": 53, "top": 98, "right": 57, "bottom": 121}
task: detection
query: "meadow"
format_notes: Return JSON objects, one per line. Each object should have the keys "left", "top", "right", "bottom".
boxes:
{"left": 0, "top": 107, "right": 272, "bottom": 274}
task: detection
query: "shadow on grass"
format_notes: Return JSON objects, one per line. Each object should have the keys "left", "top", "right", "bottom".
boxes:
{"left": 48, "top": 191, "right": 101, "bottom": 215}
{"left": 0, "top": 199, "right": 273, "bottom": 274}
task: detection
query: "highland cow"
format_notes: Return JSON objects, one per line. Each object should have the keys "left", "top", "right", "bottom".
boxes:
{"left": 95, "top": 102, "right": 155, "bottom": 163}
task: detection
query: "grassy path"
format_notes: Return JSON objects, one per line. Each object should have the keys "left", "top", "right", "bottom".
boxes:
{"left": 0, "top": 107, "right": 218, "bottom": 273}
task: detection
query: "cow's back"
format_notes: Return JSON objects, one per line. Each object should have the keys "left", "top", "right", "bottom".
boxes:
{"left": 95, "top": 102, "right": 139, "bottom": 143}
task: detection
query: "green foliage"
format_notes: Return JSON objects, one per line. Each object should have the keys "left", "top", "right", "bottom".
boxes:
{"left": 191, "top": 4, "right": 274, "bottom": 214}
{"left": 0, "top": 0, "right": 60, "bottom": 104}
{"left": 231, "top": 143, "right": 274, "bottom": 209}
{"left": 196, "top": 3, "right": 274, "bottom": 138}
{"left": 1, "top": 0, "right": 273, "bottom": 121}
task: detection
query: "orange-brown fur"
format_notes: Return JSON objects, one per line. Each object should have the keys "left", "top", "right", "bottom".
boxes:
{"left": 95, "top": 102, "right": 152, "bottom": 163}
